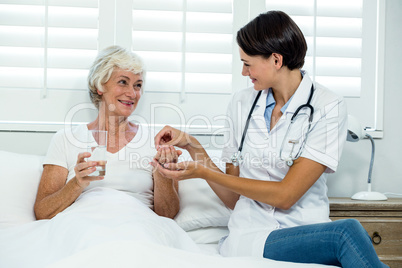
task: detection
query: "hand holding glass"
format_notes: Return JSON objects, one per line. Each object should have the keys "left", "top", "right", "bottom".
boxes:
{"left": 87, "top": 130, "right": 107, "bottom": 176}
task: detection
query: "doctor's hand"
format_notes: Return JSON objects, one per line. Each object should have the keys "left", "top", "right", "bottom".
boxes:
{"left": 74, "top": 152, "right": 104, "bottom": 189}
{"left": 154, "top": 126, "right": 194, "bottom": 149}
{"left": 154, "top": 145, "right": 182, "bottom": 167}
{"left": 150, "top": 160, "right": 204, "bottom": 181}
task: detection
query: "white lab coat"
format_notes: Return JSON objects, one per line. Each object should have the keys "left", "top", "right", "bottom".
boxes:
{"left": 220, "top": 72, "right": 348, "bottom": 257}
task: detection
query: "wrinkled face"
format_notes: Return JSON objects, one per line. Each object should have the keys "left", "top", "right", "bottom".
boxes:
{"left": 98, "top": 67, "right": 143, "bottom": 117}
{"left": 239, "top": 48, "right": 276, "bottom": 91}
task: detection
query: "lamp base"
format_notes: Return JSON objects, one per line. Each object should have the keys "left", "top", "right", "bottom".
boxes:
{"left": 351, "top": 191, "right": 388, "bottom": 201}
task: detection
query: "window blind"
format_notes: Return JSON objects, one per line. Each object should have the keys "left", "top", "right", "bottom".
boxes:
{"left": 0, "top": 0, "right": 99, "bottom": 128}
{"left": 265, "top": 0, "right": 363, "bottom": 97}
{"left": 0, "top": 0, "right": 383, "bottom": 136}
{"left": 130, "top": 0, "right": 235, "bottom": 131}
{"left": 0, "top": 0, "right": 98, "bottom": 91}
{"left": 132, "top": 0, "right": 233, "bottom": 95}
{"left": 265, "top": 0, "right": 382, "bottom": 132}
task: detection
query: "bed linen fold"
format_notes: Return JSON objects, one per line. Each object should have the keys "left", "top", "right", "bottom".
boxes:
{"left": 46, "top": 240, "right": 337, "bottom": 268}
{"left": 0, "top": 187, "right": 199, "bottom": 268}
{"left": 0, "top": 187, "right": 336, "bottom": 268}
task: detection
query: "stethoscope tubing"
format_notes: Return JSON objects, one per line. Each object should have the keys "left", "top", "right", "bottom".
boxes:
{"left": 233, "top": 84, "right": 315, "bottom": 165}
{"left": 238, "top": 90, "right": 262, "bottom": 153}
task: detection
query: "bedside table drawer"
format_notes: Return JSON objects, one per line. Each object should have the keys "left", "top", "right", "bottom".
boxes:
{"left": 331, "top": 217, "right": 402, "bottom": 261}
{"left": 359, "top": 218, "right": 402, "bottom": 256}
{"left": 329, "top": 198, "right": 402, "bottom": 267}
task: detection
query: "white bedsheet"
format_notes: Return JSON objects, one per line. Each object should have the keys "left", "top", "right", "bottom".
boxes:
{"left": 46, "top": 240, "right": 337, "bottom": 268}
{"left": 0, "top": 187, "right": 335, "bottom": 268}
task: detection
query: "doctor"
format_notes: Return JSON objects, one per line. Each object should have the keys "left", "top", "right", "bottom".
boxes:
{"left": 153, "top": 11, "right": 387, "bottom": 268}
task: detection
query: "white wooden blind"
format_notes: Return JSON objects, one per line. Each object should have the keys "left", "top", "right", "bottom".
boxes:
{"left": 130, "top": 0, "right": 235, "bottom": 131}
{"left": 265, "top": 0, "right": 383, "bottom": 133}
{"left": 0, "top": 0, "right": 99, "bottom": 129}
{"left": 132, "top": 0, "right": 233, "bottom": 95}
{"left": 0, "top": 0, "right": 383, "bottom": 136}
{"left": 0, "top": 0, "right": 98, "bottom": 92}
{"left": 265, "top": 0, "right": 363, "bottom": 97}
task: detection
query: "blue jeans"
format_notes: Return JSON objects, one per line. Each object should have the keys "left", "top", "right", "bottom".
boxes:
{"left": 263, "top": 219, "right": 389, "bottom": 268}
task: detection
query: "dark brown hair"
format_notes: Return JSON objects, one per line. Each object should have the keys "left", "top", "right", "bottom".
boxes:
{"left": 236, "top": 10, "right": 307, "bottom": 70}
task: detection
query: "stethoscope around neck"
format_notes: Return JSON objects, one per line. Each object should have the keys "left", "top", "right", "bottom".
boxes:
{"left": 231, "top": 84, "right": 315, "bottom": 167}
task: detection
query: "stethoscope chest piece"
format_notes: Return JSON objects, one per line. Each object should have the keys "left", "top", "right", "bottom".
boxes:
{"left": 231, "top": 151, "right": 243, "bottom": 167}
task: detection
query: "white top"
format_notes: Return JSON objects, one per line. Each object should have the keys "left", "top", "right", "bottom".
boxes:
{"left": 43, "top": 124, "right": 155, "bottom": 208}
{"left": 219, "top": 72, "right": 348, "bottom": 257}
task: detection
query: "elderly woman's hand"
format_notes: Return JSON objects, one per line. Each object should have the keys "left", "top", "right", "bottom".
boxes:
{"left": 74, "top": 152, "right": 105, "bottom": 188}
{"left": 151, "top": 160, "right": 204, "bottom": 181}
{"left": 154, "top": 145, "right": 182, "bottom": 168}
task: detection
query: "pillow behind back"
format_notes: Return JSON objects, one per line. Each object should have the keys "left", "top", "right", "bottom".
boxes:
{"left": 174, "top": 149, "right": 232, "bottom": 231}
{"left": 0, "top": 151, "right": 43, "bottom": 228}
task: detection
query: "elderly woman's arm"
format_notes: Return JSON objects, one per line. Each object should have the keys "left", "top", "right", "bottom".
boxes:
{"left": 153, "top": 171, "right": 179, "bottom": 218}
{"left": 152, "top": 145, "right": 181, "bottom": 218}
{"left": 34, "top": 152, "right": 103, "bottom": 219}
{"left": 34, "top": 165, "right": 83, "bottom": 219}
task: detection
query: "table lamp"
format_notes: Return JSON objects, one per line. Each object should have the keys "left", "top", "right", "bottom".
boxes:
{"left": 347, "top": 115, "right": 387, "bottom": 201}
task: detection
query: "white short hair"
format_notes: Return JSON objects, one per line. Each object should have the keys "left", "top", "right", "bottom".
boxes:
{"left": 88, "top": 45, "right": 146, "bottom": 109}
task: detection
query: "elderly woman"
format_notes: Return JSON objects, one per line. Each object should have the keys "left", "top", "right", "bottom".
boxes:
{"left": 34, "top": 45, "right": 180, "bottom": 219}
{"left": 0, "top": 47, "right": 199, "bottom": 268}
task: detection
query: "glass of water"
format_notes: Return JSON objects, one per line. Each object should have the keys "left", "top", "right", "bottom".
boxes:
{"left": 87, "top": 130, "right": 107, "bottom": 176}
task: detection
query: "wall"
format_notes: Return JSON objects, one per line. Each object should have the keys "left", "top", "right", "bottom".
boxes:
{"left": 0, "top": 0, "right": 401, "bottom": 198}
{"left": 327, "top": 0, "right": 402, "bottom": 197}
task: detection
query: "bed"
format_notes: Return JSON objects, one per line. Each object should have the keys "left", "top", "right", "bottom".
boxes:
{"left": 0, "top": 149, "right": 337, "bottom": 268}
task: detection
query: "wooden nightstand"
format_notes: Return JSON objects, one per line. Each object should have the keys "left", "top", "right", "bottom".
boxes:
{"left": 329, "top": 198, "right": 402, "bottom": 267}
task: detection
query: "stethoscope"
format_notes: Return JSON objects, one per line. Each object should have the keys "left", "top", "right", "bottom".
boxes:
{"left": 231, "top": 84, "right": 315, "bottom": 167}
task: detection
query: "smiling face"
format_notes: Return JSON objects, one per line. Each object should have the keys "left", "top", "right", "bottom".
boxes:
{"left": 240, "top": 48, "right": 277, "bottom": 91}
{"left": 98, "top": 67, "right": 143, "bottom": 118}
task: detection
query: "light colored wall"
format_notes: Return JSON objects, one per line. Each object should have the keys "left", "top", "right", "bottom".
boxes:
{"left": 1, "top": 0, "right": 401, "bottom": 198}
{"left": 327, "top": 0, "right": 402, "bottom": 197}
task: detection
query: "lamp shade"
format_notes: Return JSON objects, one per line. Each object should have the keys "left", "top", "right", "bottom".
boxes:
{"left": 347, "top": 115, "right": 366, "bottom": 142}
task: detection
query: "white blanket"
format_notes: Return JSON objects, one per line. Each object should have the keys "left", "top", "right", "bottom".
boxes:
{"left": 0, "top": 187, "right": 334, "bottom": 268}
{"left": 47, "top": 240, "right": 333, "bottom": 268}
{"left": 0, "top": 187, "right": 199, "bottom": 268}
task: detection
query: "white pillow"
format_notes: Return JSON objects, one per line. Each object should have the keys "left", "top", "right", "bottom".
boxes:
{"left": 186, "top": 226, "right": 229, "bottom": 244}
{"left": 174, "top": 150, "right": 232, "bottom": 231}
{"left": 0, "top": 149, "right": 232, "bottom": 231}
{"left": 0, "top": 150, "right": 43, "bottom": 228}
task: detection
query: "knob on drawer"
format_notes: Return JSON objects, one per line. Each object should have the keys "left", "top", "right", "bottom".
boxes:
{"left": 371, "top": 232, "right": 382, "bottom": 245}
